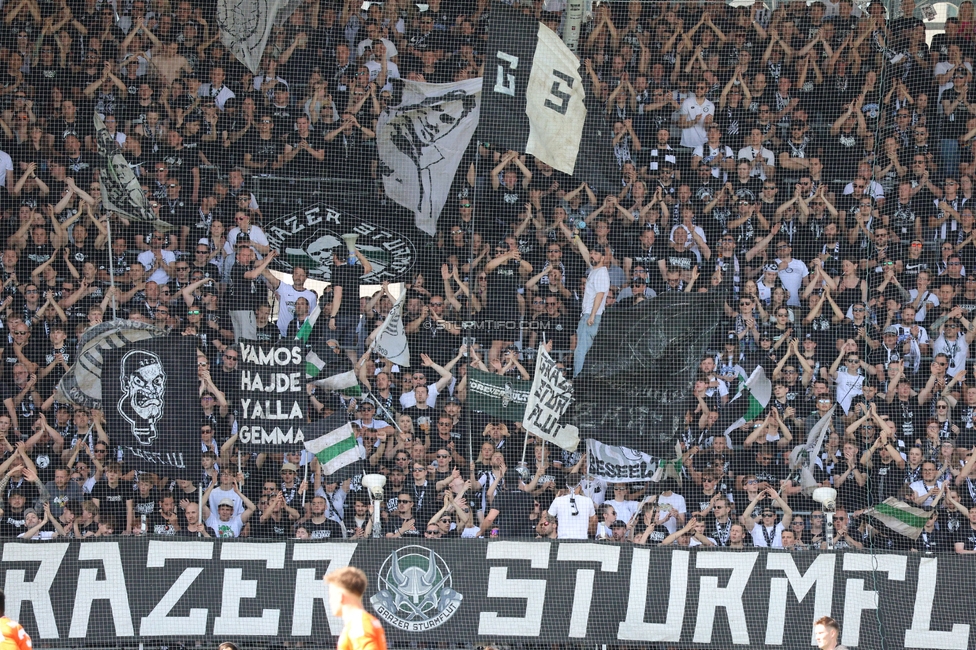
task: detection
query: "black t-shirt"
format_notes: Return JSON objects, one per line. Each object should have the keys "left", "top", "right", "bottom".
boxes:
{"left": 304, "top": 517, "right": 345, "bottom": 539}
{"left": 148, "top": 511, "right": 179, "bottom": 535}
{"left": 227, "top": 262, "right": 265, "bottom": 311}
{"left": 0, "top": 509, "right": 27, "bottom": 537}
{"left": 332, "top": 263, "right": 362, "bottom": 317}
{"left": 90, "top": 480, "right": 127, "bottom": 528}
{"left": 492, "top": 487, "right": 536, "bottom": 538}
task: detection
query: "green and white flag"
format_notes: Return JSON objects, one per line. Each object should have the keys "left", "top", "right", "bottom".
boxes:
{"left": 716, "top": 366, "right": 772, "bottom": 438}
{"left": 296, "top": 305, "right": 321, "bottom": 343}
{"left": 303, "top": 422, "right": 363, "bottom": 474}
{"left": 864, "top": 497, "right": 931, "bottom": 540}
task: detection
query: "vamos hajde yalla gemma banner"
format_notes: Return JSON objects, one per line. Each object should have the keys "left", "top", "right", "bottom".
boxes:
{"left": 265, "top": 203, "right": 418, "bottom": 284}
{"left": 237, "top": 341, "right": 309, "bottom": 447}
{"left": 0, "top": 541, "right": 973, "bottom": 648}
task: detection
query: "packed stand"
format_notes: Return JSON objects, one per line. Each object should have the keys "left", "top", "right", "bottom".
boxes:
{"left": 0, "top": 0, "right": 974, "bottom": 553}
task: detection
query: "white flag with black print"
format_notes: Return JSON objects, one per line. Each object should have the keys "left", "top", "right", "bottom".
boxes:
{"left": 522, "top": 344, "right": 579, "bottom": 451}
{"left": 377, "top": 78, "right": 482, "bottom": 236}
{"left": 481, "top": 3, "right": 587, "bottom": 175}
{"left": 216, "top": 0, "right": 300, "bottom": 74}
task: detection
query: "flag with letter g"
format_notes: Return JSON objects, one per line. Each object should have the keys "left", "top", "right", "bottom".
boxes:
{"left": 480, "top": 4, "right": 587, "bottom": 175}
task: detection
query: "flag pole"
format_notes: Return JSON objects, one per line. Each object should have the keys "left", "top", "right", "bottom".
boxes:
{"left": 301, "top": 461, "right": 309, "bottom": 507}
{"left": 104, "top": 209, "right": 118, "bottom": 320}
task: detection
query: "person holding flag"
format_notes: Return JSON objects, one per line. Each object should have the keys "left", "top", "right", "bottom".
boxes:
{"left": 325, "top": 567, "right": 387, "bottom": 650}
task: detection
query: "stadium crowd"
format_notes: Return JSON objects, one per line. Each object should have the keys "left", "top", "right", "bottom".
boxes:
{"left": 0, "top": 0, "right": 975, "bottom": 554}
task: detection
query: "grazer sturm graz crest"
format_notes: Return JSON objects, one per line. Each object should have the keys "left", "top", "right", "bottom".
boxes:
{"left": 117, "top": 349, "right": 166, "bottom": 445}
{"left": 369, "top": 545, "right": 462, "bottom": 631}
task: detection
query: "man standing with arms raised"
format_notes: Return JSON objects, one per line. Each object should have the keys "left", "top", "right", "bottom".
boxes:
{"left": 572, "top": 242, "right": 611, "bottom": 377}
{"left": 325, "top": 567, "right": 387, "bottom": 650}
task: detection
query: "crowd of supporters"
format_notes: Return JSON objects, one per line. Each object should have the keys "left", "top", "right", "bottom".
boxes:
{"left": 1, "top": 0, "right": 976, "bottom": 552}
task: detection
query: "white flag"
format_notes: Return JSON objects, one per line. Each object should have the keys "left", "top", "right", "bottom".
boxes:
{"left": 522, "top": 345, "right": 579, "bottom": 451}
{"left": 524, "top": 23, "right": 587, "bottom": 175}
{"left": 216, "top": 0, "right": 300, "bottom": 74}
{"left": 377, "top": 78, "right": 481, "bottom": 236}
{"left": 370, "top": 291, "right": 410, "bottom": 367}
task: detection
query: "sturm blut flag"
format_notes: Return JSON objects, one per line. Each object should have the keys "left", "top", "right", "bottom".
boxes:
{"left": 480, "top": 3, "right": 587, "bottom": 175}
{"left": 377, "top": 78, "right": 481, "bottom": 236}
{"left": 238, "top": 341, "right": 309, "bottom": 449}
{"left": 102, "top": 336, "right": 199, "bottom": 478}
{"left": 571, "top": 293, "right": 724, "bottom": 456}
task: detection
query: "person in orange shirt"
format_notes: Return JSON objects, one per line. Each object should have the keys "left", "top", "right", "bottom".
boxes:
{"left": 0, "top": 590, "right": 32, "bottom": 650}
{"left": 325, "top": 567, "right": 387, "bottom": 650}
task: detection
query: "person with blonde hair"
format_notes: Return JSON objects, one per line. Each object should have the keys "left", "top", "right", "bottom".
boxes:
{"left": 325, "top": 567, "right": 387, "bottom": 650}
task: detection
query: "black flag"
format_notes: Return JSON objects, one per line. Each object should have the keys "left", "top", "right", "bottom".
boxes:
{"left": 237, "top": 340, "right": 310, "bottom": 449}
{"left": 103, "top": 336, "right": 200, "bottom": 478}
{"left": 571, "top": 293, "right": 725, "bottom": 455}
{"left": 479, "top": 3, "right": 587, "bottom": 175}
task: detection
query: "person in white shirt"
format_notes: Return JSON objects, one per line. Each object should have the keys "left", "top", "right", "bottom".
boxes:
{"left": 547, "top": 474, "right": 596, "bottom": 539}
{"left": 829, "top": 345, "right": 868, "bottom": 414}
{"left": 741, "top": 486, "right": 793, "bottom": 548}
{"left": 605, "top": 484, "right": 640, "bottom": 523}
{"left": 677, "top": 79, "right": 715, "bottom": 148}
{"left": 773, "top": 239, "right": 809, "bottom": 307}
{"left": 0, "top": 149, "right": 13, "bottom": 187}
{"left": 655, "top": 480, "right": 687, "bottom": 535}
{"left": 571, "top": 238, "right": 611, "bottom": 377}
{"left": 263, "top": 266, "right": 318, "bottom": 337}
{"left": 737, "top": 127, "right": 776, "bottom": 180}
{"left": 198, "top": 66, "right": 236, "bottom": 110}
{"left": 692, "top": 125, "right": 735, "bottom": 181}
{"left": 137, "top": 229, "right": 177, "bottom": 284}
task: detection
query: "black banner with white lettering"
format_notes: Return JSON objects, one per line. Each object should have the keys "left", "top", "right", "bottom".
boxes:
{"left": 238, "top": 341, "right": 309, "bottom": 449}
{"left": 102, "top": 336, "right": 200, "bottom": 478}
{"left": 1, "top": 541, "right": 973, "bottom": 648}
{"left": 571, "top": 293, "right": 725, "bottom": 456}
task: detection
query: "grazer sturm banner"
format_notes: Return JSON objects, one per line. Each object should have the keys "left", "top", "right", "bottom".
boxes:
{"left": 1, "top": 540, "right": 974, "bottom": 649}
{"left": 238, "top": 341, "right": 309, "bottom": 448}
{"left": 101, "top": 336, "right": 200, "bottom": 478}
{"left": 523, "top": 345, "right": 579, "bottom": 451}
{"left": 586, "top": 439, "right": 659, "bottom": 482}
{"left": 466, "top": 367, "right": 531, "bottom": 421}
{"left": 378, "top": 77, "right": 481, "bottom": 236}
{"left": 264, "top": 203, "right": 417, "bottom": 284}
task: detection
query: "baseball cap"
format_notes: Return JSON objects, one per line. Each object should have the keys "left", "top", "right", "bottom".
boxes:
{"left": 281, "top": 462, "right": 299, "bottom": 473}
{"left": 883, "top": 325, "right": 899, "bottom": 335}
{"left": 218, "top": 498, "right": 234, "bottom": 508}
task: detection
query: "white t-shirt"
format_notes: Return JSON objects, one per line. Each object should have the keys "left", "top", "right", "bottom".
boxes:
{"left": 692, "top": 143, "right": 735, "bottom": 180}
{"left": 207, "top": 513, "right": 244, "bottom": 538}
{"left": 208, "top": 487, "right": 244, "bottom": 517}
{"left": 607, "top": 498, "right": 640, "bottom": 524}
{"left": 356, "top": 37, "right": 399, "bottom": 59}
{"left": 776, "top": 258, "right": 809, "bottom": 307}
{"left": 909, "top": 479, "right": 943, "bottom": 507}
{"left": 137, "top": 248, "right": 177, "bottom": 285}
{"left": 364, "top": 60, "right": 400, "bottom": 92}
{"left": 227, "top": 225, "right": 270, "bottom": 257}
{"left": 835, "top": 370, "right": 864, "bottom": 414}
{"left": 275, "top": 283, "right": 318, "bottom": 336}
{"left": 908, "top": 289, "right": 938, "bottom": 321}
{"left": 399, "top": 383, "right": 441, "bottom": 410}
{"left": 737, "top": 146, "right": 776, "bottom": 180}
{"left": 750, "top": 521, "right": 785, "bottom": 548}
{"left": 582, "top": 265, "right": 611, "bottom": 316}
{"left": 934, "top": 333, "right": 969, "bottom": 374}
{"left": 657, "top": 492, "right": 687, "bottom": 535}
{"left": 0, "top": 150, "right": 14, "bottom": 186}
{"left": 548, "top": 493, "right": 595, "bottom": 539}
{"left": 679, "top": 96, "right": 714, "bottom": 148}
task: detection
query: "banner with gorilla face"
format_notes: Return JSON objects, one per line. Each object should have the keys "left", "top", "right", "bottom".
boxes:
{"left": 103, "top": 336, "right": 200, "bottom": 479}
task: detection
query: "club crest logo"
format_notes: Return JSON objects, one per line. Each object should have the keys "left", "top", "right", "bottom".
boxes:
{"left": 370, "top": 546, "right": 462, "bottom": 631}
